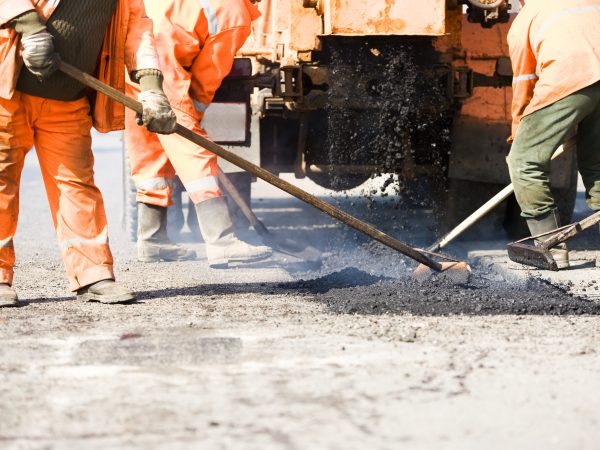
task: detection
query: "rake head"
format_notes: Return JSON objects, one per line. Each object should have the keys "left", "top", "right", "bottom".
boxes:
{"left": 506, "top": 241, "right": 559, "bottom": 271}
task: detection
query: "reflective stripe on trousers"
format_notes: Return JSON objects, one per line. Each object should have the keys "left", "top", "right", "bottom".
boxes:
{"left": 135, "top": 177, "right": 171, "bottom": 191}
{"left": 183, "top": 175, "right": 222, "bottom": 204}
{"left": 60, "top": 226, "right": 108, "bottom": 251}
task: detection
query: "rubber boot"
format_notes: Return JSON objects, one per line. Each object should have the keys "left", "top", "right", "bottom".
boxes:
{"left": 526, "top": 209, "right": 570, "bottom": 270}
{"left": 195, "top": 196, "right": 272, "bottom": 268}
{"left": 137, "top": 203, "right": 196, "bottom": 262}
{"left": 0, "top": 283, "right": 18, "bottom": 307}
{"left": 76, "top": 279, "right": 136, "bottom": 304}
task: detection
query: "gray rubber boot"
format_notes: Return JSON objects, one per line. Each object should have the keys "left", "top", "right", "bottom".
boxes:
{"left": 526, "top": 209, "right": 570, "bottom": 270}
{"left": 195, "top": 197, "right": 272, "bottom": 268}
{"left": 76, "top": 279, "right": 136, "bottom": 304}
{"left": 137, "top": 203, "right": 196, "bottom": 262}
{"left": 0, "top": 283, "right": 18, "bottom": 307}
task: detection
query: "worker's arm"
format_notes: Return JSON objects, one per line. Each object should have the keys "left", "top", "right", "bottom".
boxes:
{"left": 508, "top": 23, "right": 537, "bottom": 141}
{"left": 123, "top": 0, "right": 161, "bottom": 76}
{"left": 188, "top": 25, "right": 252, "bottom": 117}
{"left": 124, "top": 0, "right": 176, "bottom": 134}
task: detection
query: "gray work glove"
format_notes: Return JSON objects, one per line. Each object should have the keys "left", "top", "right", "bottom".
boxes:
{"left": 21, "top": 30, "right": 61, "bottom": 81}
{"left": 137, "top": 90, "right": 178, "bottom": 135}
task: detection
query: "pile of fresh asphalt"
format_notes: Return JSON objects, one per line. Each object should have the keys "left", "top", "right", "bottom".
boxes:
{"left": 284, "top": 268, "right": 600, "bottom": 316}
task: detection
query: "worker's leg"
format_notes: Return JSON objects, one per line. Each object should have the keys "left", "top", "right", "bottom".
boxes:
{"left": 507, "top": 84, "right": 600, "bottom": 218}
{"left": 124, "top": 107, "right": 175, "bottom": 208}
{"left": 576, "top": 90, "right": 600, "bottom": 212}
{"left": 124, "top": 107, "right": 195, "bottom": 262}
{"left": 507, "top": 83, "right": 600, "bottom": 269}
{"left": 155, "top": 109, "right": 271, "bottom": 267}
{"left": 575, "top": 87, "right": 600, "bottom": 269}
{"left": 0, "top": 92, "right": 34, "bottom": 305}
{"left": 33, "top": 96, "right": 116, "bottom": 291}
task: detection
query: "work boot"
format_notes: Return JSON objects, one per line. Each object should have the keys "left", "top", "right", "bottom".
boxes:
{"left": 0, "top": 283, "right": 18, "bottom": 307}
{"left": 137, "top": 203, "right": 196, "bottom": 262}
{"left": 526, "top": 209, "right": 570, "bottom": 270}
{"left": 76, "top": 279, "right": 136, "bottom": 304}
{"left": 195, "top": 197, "right": 272, "bottom": 268}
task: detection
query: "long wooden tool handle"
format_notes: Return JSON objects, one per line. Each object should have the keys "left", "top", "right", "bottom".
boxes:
{"left": 541, "top": 210, "right": 600, "bottom": 249}
{"left": 216, "top": 168, "right": 270, "bottom": 236}
{"left": 428, "top": 145, "right": 566, "bottom": 253}
{"left": 60, "top": 62, "right": 442, "bottom": 271}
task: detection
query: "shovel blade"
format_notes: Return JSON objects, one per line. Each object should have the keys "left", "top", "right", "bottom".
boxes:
{"left": 261, "top": 233, "right": 322, "bottom": 263}
{"left": 507, "top": 242, "right": 558, "bottom": 271}
{"left": 412, "top": 261, "right": 472, "bottom": 285}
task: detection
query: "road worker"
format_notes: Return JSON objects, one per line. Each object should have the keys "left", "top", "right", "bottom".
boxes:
{"left": 125, "top": 0, "right": 272, "bottom": 268}
{"left": 0, "top": 0, "right": 178, "bottom": 306}
{"left": 506, "top": 0, "right": 600, "bottom": 269}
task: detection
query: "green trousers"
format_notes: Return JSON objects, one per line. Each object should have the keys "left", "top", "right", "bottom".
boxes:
{"left": 507, "top": 81, "right": 600, "bottom": 218}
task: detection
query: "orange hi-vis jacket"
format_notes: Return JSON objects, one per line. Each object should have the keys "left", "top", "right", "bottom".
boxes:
{"left": 0, "top": 0, "right": 160, "bottom": 132}
{"left": 508, "top": 0, "right": 600, "bottom": 138}
{"left": 142, "top": 0, "right": 260, "bottom": 118}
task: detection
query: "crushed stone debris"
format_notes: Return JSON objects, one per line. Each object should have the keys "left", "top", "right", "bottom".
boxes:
{"left": 285, "top": 268, "right": 600, "bottom": 316}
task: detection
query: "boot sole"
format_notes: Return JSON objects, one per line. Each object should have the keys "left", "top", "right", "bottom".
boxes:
{"left": 0, "top": 298, "right": 19, "bottom": 307}
{"left": 77, "top": 292, "right": 137, "bottom": 304}
{"left": 208, "top": 253, "right": 271, "bottom": 269}
{"left": 138, "top": 253, "right": 196, "bottom": 262}
{"left": 138, "top": 255, "right": 196, "bottom": 263}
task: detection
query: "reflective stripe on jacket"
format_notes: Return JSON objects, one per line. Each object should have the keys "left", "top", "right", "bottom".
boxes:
{"left": 508, "top": 0, "right": 600, "bottom": 138}
{"left": 0, "top": 0, "right": 160, "bottom": 132}
{"left": 141, "top": 0, "right": 260, "bottom": 118}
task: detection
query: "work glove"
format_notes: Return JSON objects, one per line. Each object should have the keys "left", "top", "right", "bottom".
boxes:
{"left": 137, "top": 90, "right": 178, "bottom": 135}
{"left": 21, "top": 30, "right": 61, "bottom": 81}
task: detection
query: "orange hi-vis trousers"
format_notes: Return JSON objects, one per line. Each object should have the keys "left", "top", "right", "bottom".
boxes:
{"left": 124, "top": 94, "right": 222, "bottom": 207}
{"left": 0, "top": 92, "right": 114, "bottom": 291}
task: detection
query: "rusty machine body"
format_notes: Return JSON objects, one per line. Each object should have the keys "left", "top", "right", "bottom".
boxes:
{"left": 212, "top": 0, "right": 575, "bottom": 231}
{"left": 124, "top": 1, "right": 578, "bottom": 239}
{"left": 241, "top": 0, "right": 516, "bottom": 187}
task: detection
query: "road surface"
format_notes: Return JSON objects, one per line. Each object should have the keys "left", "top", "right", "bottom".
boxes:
{"left": 1, "top": 132, "right": 599, "bottom": 450}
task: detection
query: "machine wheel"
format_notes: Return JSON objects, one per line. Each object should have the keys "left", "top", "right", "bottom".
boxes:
{"left": 306, "top": 171, "right": 370, "bottom": 191}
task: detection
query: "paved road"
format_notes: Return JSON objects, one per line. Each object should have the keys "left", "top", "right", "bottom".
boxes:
{"left": 1, "top": 132, "right": 599, "bottom": 450}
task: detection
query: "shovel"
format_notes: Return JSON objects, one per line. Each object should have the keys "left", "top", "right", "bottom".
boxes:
{"left": 216, "top": 168, "right": 322, "bottom": 263}
{"left": 412, "top": 145, "right": 569, "bottom": 280}
{"left": 507, "top": 210, "right": 600, "bottom": 270}
{"left": 427, "top": 145, "right": 566, "bottom": 254}
{"left": 58, "top": 61, "right": 450, "bottom": 272}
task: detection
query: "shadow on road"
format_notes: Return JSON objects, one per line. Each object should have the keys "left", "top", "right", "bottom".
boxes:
{"left": 19, "top": 265, "right": 600, "bottom": 316}
{"left": 126, "top": 267, "right": 600, "bottom": 317}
